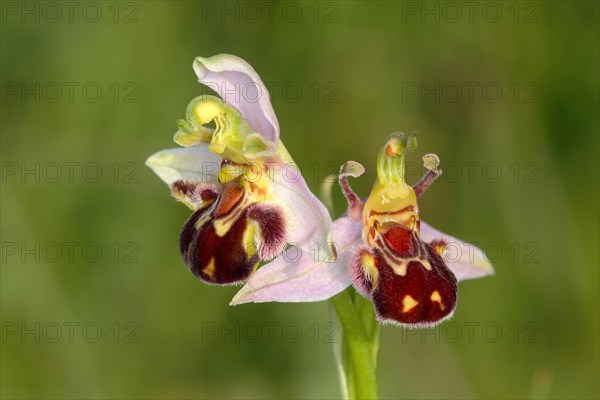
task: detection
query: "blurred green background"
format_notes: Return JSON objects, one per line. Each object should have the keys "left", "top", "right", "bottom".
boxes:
{"left": 1, "top": 1, "right": 598, "bottom": 399}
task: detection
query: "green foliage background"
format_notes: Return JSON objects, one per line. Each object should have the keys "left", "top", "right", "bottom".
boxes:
{"left": 1, "top": 1, "right": 598, "bottom": 399}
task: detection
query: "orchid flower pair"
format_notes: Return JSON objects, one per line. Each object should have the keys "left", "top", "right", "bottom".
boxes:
{"left": 146, "top": 54, "right": 493, "bottom": 329}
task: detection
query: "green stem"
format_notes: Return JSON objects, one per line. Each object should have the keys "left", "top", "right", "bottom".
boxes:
{"left": 331, "top": 289, "right": 380, "bottom": 399}
{"left": 355, "top": 294, "right": 381, "bottom": 368}
{"left": 330, "top": 302, "right": 354, "bottom": 399}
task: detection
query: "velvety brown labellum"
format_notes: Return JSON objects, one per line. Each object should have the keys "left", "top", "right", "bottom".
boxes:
{"left": 177, "top": 179, "right": 287, "bottom": 286}
{"left": 353, "top": 224, "right": 457, "bottom": 327}
{"left": 179, "top": 181, "right": 258, "bottom": 285}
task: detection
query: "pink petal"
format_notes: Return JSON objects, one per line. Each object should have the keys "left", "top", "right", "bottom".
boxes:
{"left": 193, "top": 54, "right": 280, "bottom": 144}
{"left": 230, "top": 216, "right": 363, "bottom": 304}
{"left": 420, "top": 222, "right": 494, "bottom": 282}
{"left": 145, "top": 144, "right": 222, "bottom": 186}
{"left": 270, "top": 162, "right": 333, "bottom": 247}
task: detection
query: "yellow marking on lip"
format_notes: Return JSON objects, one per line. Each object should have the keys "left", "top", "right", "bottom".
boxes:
{"left": 402, "top": 295, "right": 419, "bottom": 313}
{"left": 433, "top": 243, "right": 447, "bottom": 257}
{"left": 213, "top": 218, "right": 231, "bottom": 237}
{"left": 430, "top": 290, "right": 446, "bottom": 310}
{"left": 202, "top": 258, "right": 216, "bottom": 278}
{"left": 361, "top": 253, "right": 379, "bottom": 288}
{"left": 213, "top": 194, "right": 250, "bottom": 237}
{"left": 242, "top": 223, "right": 257, "bottom": 258}
{"left": 387, "top": 258, "right": 432, "bottom": 277}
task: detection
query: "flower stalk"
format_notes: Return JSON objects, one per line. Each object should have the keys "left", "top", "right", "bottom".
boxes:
{"left": 331, "top": 289, "right": 380, "bottom": 400}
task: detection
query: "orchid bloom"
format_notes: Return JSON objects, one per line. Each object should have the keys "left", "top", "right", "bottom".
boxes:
{"left": 146, "top": 54, "right": 331, "bottom": 287}
{"left": 234, "top": 132, "right": 493, "bottom": 328}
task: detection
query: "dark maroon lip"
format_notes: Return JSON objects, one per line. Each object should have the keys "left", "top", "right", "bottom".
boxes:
{"left": 176, "top": 178, "right": 287, "bottom": 286}
{"left": 352, "top": 223, "right": 458, "bottom": 327}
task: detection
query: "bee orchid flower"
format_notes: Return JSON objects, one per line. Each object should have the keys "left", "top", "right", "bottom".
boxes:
{"left": 233, "top": 132, "right": 494, "bottom": 328}
{"left": 146, "top": 54, "right": 332, "bottom": 287}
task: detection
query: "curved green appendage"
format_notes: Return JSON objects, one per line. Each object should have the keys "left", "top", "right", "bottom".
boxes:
{"left": 174, "top": 95, "right": 227, "bottom": 146}
{"left": 364, "top": 131, "right": 419, "bottom": 217}
{"left": 173, "top": 95, "right": 275, "bottom": 163}
{"left": 375, "top": 131, "right": 418, "bottom": 199}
